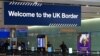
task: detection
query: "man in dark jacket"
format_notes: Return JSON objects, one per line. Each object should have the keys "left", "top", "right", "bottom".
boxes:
{"left": 60, "top": 41, "right": 68, "bottom": 56}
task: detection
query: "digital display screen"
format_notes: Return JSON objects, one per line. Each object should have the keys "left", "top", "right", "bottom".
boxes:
{"left": 37, "top": 38, "right": 45, "bottom": 47}
{"left": 37, "top": 35, "right": 45, "bottom": 47}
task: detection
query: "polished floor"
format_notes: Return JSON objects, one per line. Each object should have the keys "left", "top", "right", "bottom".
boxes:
{"left": 0, "top": 52, "right": 99, "bottom": 56}
{"left": 0, "top": 50, "right": 99, "bottom": 56}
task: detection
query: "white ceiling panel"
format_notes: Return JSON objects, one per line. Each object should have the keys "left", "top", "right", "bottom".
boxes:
{"left": 82, "top": 6, "right": 100, "bottom": 12}
{"left": 82, "top": 13, "right": 100, "bottom": 19}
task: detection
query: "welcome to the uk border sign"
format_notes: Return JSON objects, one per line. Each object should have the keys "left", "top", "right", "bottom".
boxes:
{"left": 4, "top": 2, "right": 81, "bottom": 26}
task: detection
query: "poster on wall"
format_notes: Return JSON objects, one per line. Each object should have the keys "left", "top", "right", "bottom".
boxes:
{"left": 77, "top": 33, "right": 91, "bottom": 55}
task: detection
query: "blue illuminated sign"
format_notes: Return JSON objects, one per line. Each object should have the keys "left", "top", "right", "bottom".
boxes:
{"left": 16, "top": 28, "right": 27, "bottom": 37}
{"left": 0, "top": 28, "right": 10, "bottom": 38}
{"left": 4, "top": 2, "right": 81, "bottom": 26}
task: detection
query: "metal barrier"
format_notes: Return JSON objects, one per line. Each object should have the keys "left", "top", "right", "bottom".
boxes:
{"left": 0, "top": 50, "right": 100, "bottom": 56}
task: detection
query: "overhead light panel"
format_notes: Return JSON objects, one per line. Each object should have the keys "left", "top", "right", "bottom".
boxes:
{"left": 86, "top": 5, "right": 89, "bottom": 7}
{"left": 82, "top": 18, "right": 100, "bottom": 23}
{"left": 97, "top": 12, "right": 100, "bottom": 15}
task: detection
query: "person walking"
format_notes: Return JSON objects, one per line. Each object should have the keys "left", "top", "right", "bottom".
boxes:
{"left": 60, "top": 41, "right": 68, "bottom": 56}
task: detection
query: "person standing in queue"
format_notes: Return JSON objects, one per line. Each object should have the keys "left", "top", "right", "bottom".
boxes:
{"left": 60, "top": 41, "right": 68, "bottom": 56}
{"left": 47, "top": 41, "right": 52, "bottom": 48}
{"left": 47, "top": 41, "right": 53, "bottom": 56}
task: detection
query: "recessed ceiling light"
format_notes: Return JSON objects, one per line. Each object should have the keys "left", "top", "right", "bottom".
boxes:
{"left": 97, "top": 12, "right": 100, "bottom": 15}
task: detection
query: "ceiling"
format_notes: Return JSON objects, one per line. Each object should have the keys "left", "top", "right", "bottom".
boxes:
{"left": 0, "top": 0, "right": 100, "bottom": 27}
{"left": 18, "top": 0, "right": 100, "bottom": 5}
{"left": 0, "top": 0, "right": 100, "bottom": 19}
{"left": 17, "top": 0, "right": 100, "bottom": 19}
